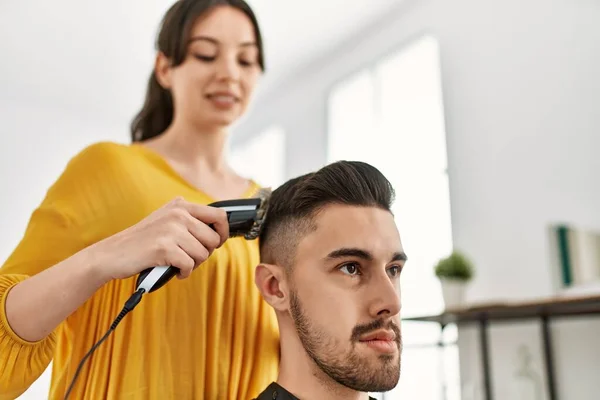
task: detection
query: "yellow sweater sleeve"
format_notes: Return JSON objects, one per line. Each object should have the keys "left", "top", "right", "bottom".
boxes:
{"left": 0, "top": 142, "right": 120, "bottom": 399}
{"left": 0, "top": 275, "right": 56, "bottom": 400}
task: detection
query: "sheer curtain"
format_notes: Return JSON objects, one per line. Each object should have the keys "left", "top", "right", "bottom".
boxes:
{"left": 327, "top": 35, "right": 460, "bottom": 400}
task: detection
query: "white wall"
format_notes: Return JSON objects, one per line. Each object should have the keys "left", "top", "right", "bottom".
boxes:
{"left": 234, "top": 0, "right": 600, "bottom": 398}
{"left": 0, "top": 99, "right": 128, "bottom": 259}
{"left": 0, "top": 98, "right": 128, "bottom": 399}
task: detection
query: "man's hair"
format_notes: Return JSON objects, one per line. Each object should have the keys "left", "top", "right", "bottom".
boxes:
{"left": 258, "top": 160, "right": 395, "bottom": 268}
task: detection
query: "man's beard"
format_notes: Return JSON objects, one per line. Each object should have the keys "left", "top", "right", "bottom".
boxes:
{"left": 289, "top": 290, "right": 401, "bottom": 392}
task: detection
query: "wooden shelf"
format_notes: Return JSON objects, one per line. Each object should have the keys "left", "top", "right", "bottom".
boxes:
{"left": 403, "top": 294, "right": 600, "bottom": 325}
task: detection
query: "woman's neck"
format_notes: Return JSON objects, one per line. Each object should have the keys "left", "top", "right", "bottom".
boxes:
{"left": 140, "top": 121, "right": 252, "bottom": 200}
{"left": 146, "top": 121, "right": 229, "bottom": 174}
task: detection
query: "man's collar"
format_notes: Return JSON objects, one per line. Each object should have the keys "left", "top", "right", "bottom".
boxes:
{"left": 254, "top": 382, "right": 378, "bottom": 400}
{"left": 254, "top": 382, "right": 299, "bottom": 400}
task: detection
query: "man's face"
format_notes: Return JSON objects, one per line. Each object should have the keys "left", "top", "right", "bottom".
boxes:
{"left": 288, "top": 204, "right": 405, "bottom": 392}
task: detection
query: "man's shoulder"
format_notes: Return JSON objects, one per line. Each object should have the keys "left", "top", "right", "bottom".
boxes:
{"left": 253, "top": 382, "right": 299, "bottom": 400}
{"left": 253, "top": 382, "right": 380, "bottom": 400}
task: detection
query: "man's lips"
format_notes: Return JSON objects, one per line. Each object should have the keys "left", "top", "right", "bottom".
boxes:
{"left": 359, "top": 329, "right": 396, "bottom": 342}
{"left": 359, "top": 329, "right": 398, "bottom": 354}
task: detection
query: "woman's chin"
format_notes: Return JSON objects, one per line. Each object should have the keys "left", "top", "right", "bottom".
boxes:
{"left": 186, "top": 113, "right": 240, "bottom": 131}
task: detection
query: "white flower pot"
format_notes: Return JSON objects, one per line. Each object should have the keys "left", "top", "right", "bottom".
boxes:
{"left": 440, "top": 279, "right": 467, "bottom": 309}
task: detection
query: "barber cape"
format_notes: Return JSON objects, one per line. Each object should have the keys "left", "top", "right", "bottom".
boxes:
{"left": 254, "top": 382, "right": 378, "bottom": 400}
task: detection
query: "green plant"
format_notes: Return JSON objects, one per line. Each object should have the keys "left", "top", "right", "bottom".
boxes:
{"left": 434, "top": 250, "right": 474, "bottom": 281}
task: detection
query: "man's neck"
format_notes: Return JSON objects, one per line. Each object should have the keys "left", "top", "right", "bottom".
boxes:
{"left": 277, "top": 332, "right": 371, "bottom": 400}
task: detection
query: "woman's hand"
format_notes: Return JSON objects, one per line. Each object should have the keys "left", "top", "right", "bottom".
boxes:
{"left": 89, "top": 197, "right": 230, "bottom": 283}
{"left": 3, "top": 199, "right": 230, "bottom": 344}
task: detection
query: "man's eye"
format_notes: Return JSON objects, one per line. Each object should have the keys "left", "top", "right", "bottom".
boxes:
{"left": 388, "top": 265, "right": 402, "bottom": 278}
{"left": 339, "top": 263, "right": 361, "bottom": 276}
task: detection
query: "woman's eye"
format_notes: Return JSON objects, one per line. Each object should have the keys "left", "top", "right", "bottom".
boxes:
{"left": 195, "top": 54, "right": 215, "bottom": 62}
{"left": 339, "top": 263, "right": 361, "bottom": 276}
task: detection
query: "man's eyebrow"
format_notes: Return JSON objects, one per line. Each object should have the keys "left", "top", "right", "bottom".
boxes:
{"left": 325, "top": 248, "right": 408, "bottom": 263}
{"left": 325, "top": 247, "right": 373, "bottom": 261}
{"left": 189, "top": 36, "right": 257, "bottom": 47}
{"left": 391, "top": 251, "right": 408, "bottom": 262}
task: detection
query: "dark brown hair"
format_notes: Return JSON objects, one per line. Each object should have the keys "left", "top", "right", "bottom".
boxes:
{"left": 130, "top": 0, "right": 265, "bottom": 142}
{"left": 259, "top": 160, "right": 395, "bottom": 268}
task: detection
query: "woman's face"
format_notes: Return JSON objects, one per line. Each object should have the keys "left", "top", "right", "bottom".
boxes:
{"left": 157, "top": 6, "right": 262, "bottom": 130}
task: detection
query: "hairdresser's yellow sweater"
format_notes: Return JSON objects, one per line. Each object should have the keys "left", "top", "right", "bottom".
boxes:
{"left": 0, "top": 142, "right": 280, "bottom": 400}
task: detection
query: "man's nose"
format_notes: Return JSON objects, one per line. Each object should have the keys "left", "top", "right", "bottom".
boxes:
{"left": 367, "top": 272, "right": 401, "bottom": 319}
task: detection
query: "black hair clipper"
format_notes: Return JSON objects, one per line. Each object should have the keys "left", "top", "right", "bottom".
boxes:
{"left": 135, "top": 188, "right": 270, "bottom": 294}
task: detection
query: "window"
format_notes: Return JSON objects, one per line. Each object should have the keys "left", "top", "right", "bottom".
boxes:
{"left": 327, "top": 35, "right": 459, "bottom": 400}
{"left": 229, "top": 125, "right": 286, "bottom": 189}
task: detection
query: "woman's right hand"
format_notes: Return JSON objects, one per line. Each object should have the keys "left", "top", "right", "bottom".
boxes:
{"left": 89, "top": 197, "right": 230, "bottom": 283}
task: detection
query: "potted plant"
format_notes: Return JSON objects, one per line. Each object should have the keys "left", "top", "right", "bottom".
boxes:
{"left": 434, "top": 250, "right": 474, "bottom": 309}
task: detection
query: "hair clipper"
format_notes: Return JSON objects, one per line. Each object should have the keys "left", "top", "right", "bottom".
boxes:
{"left": 135, "top": 188, "right": 270, "bottom": 294}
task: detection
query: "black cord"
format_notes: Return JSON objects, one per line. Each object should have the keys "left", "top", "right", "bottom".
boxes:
{"left": 63, "top": 288, "right": 146, "bottom": 400}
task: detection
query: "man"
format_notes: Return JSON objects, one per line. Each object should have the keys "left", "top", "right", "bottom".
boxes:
{"left": 253, "top": 160, "right": 407, "bottom": 400}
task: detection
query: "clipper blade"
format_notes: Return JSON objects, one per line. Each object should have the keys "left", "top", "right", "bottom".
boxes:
{"left": 244, "top": 187, "right": 271, "bottom": 240}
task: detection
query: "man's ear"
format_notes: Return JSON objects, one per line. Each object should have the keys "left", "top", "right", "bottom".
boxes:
{"left": 255, "top": 263, "right": 289, "bottom": 312}
{"left": 154, "top": 51, "right": 172, "bottom": 89}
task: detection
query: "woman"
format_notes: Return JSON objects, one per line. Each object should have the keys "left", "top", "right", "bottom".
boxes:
{"left": 0, "top": 1, "right": 279, "bottom": 399}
